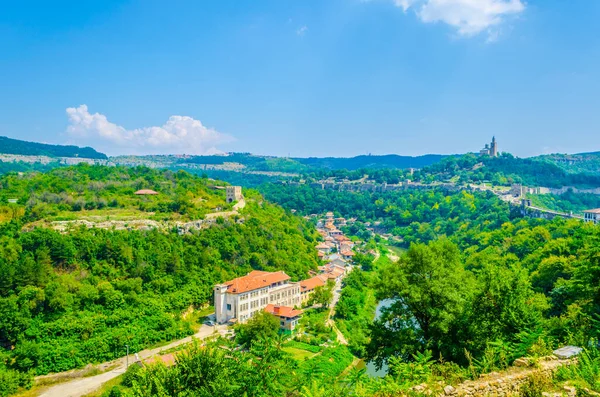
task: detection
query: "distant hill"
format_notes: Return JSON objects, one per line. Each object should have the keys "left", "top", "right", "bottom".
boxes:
{"left": 0, "top": 136, "right": 107, "bottom": 159}
{"left": 420, "top": 153, "right": 600, "bottom": 188}
{"left": 534, "top": 152, "right": 600, "bottom": 175}
{"left": 177, "top": 153, "right": 448, "bottom": 171}
{"left": 293, "top": 154, "right": 448, "bottom": 170}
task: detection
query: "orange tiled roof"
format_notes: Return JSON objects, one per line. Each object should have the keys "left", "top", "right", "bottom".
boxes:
{"left": 316, "top": 243, "right": 330, "bottom": 250}
{"left": 264, "top": 304, "right": 303, "bottom": 318}
{"left": 224, "top": 271, "right": 290, "bottom": 294}
{"left": 300, "top": 275, "right": 327, "bottom": 291}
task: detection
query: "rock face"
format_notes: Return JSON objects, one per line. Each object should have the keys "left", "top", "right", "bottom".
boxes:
{"left": 513, "top": 357, "right": 531, "bottom": 367}
{"left": 443, "top": 358, "right": 574, "bottom": 397}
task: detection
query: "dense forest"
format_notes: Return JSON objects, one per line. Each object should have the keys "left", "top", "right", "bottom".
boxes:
{"left": 528, "top": 190, "right": 600, "bottom": 215}
{"left": 0, "top": 166, "right": 321, "bottom": 394}
{"left": 0, "top": 161, "right": 61, "bottom": 176}
{"left": 258, "top": 182, "right": 600, "bottom": 395}
{"left": 3, "top": 162, "right": 600, "bottom": 396}
{"left": 0, "top": 136, "right": 107, "bottom": 159}
{"left": 88, "top": 183, "right": 600, "bottom": 397}
{"left": 260, "top": 183, "right": 511, "bottom": 244}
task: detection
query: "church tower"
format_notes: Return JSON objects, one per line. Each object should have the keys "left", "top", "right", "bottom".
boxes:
{"left": 490, "top": 136, "right": 498, "bottom": 157}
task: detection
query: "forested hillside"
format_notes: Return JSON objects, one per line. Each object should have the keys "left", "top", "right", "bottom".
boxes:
{"left": 0, "top": 165, "right": 229, "bottom": 223}
{"left": 419, "top": 153, "right": 600, "bottom": 188}
{"left": 0, "top": 136, "right": 106, "bottom": 159}
{"left": 260, "top": 183, "right": 511, "bottom": 243}
{"left": 0, "top": 166, "right": 320, "bottom": 392}
{"left": 293, "top": 154, "right": 448, "bottom": 170}
{"left": 257, "top": 182, "right": 600, "bottom": 396}
{"left": 536, "top": 152, "right": 600, "bottom": 175}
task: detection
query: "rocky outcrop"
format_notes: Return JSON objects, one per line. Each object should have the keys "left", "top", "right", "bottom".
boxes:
{"left": 443, "top": 357, "right": 574, "bottom": 397}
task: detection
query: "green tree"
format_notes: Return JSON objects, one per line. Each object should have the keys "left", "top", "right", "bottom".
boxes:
{"left": 367, "top": 239, "right": 473, "bottom": 365}
{"left": 235, "top": 311, "right": 280, "bottom": 348}
{"left": 309, "top": 281, "right": 334, "bottom": 308}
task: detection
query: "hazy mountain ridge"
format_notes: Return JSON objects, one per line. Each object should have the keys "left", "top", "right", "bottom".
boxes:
{"left": 0, "top": 136, "right": 107, "bottom": 159}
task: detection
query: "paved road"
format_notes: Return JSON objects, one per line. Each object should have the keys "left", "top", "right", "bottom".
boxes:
{"left": 327, "top": 278, "right": 349, "bottom": 345}
{"left": 38, "top": 324, "right": 227, "bottom": 397}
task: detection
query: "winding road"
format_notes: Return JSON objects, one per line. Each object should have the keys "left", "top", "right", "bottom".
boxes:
{"left": 37, "top": 323, "right": 227, "bottom": 397}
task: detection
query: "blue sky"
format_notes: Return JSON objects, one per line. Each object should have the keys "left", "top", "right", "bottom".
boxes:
{"left": 1, "top": 0, "right": 599, "bottom": 157}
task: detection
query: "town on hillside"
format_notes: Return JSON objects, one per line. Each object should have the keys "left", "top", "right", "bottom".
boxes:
{"left": 213, "top": 211, "right": 356, "bottom": 331}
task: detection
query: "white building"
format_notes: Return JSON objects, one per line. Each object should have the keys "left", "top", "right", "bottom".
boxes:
{"left": 584, "top": 209, "right": 600, "bottom": 224}
{"left": 214, "top": 270, "right": 301, "bottom": 324}
{"left": 226, "top": 186, "right": 243, "bottom": 203}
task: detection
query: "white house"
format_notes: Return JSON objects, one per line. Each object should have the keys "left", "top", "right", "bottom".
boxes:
{"left": 214, "top": 270, "right": 301, "bottom": 324}
{"left": 584, "top": 209, "right": 600, "bottom": 224}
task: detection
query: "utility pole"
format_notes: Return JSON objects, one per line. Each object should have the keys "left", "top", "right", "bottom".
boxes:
{"left": 125, "top": 344, "right": 129, "bottom": 369}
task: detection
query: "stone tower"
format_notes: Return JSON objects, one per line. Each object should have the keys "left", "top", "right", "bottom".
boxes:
{"left": 226, "top": 186, "right": 243, "bottom": 203}
{"left": 490, "top": 136, "right": 498, "bottom": 157}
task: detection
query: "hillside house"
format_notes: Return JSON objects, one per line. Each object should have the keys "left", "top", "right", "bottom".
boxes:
{"left": 584, "top": 209, "right": 600, "bottom": 224}
{"left": 299, "top": 275, "right": 328, "bottom": 304}
{"left": 264, "top": 304, "right": 303, "bottom": 331}
{"left": 341, "top": 250, "right": 355, "bottom": 261}
{"left": 316, "top": 242, "right": 332, "bottom": 254}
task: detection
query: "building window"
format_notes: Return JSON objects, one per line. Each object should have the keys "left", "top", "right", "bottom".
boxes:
{"left": 227, "top": 304, "right": 231, "bottom": 311}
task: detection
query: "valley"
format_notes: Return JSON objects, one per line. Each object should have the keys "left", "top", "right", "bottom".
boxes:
{"left": 1, "top": 148, "right": 600, "bottom": 397}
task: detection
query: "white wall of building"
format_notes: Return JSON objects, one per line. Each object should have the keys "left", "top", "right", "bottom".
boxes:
{"left": 214, "top": 281, "right": 301, "bottom": 324}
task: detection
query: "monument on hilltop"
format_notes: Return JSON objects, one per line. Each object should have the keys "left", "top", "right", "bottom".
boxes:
{"left": 479, "top": 136, "right": 498, "bottom": 157}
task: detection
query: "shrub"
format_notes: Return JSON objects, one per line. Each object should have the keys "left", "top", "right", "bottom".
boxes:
{"left": 520, "top": 373, "right": 552, "bottom": 397}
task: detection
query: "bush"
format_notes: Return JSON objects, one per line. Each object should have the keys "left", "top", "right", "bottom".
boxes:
{"left": 520, "top": 373, "right": 552, "bottom": 397}
{"left": 121, "top": 364, "right": 142, "bottom": 388}
{"left": 0, "top": 367, "right": 32, "bottom": 397}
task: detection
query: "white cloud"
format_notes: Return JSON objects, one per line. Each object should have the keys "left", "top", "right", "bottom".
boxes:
{"left": 394, "top": 0, "right": 418, "bottom": 12}
{"left": 65, "top": 105, "right": 234, "bottom": 155}
{"left": 296, "top": 25, "right": 308, "bottom": 36}
{"left": 385, "top": 0, "right": 525, "bottom": 39}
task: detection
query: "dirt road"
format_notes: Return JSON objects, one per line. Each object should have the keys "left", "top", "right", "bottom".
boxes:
{"left": 38, "top": 324, "right": 227, "bottom": 397}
